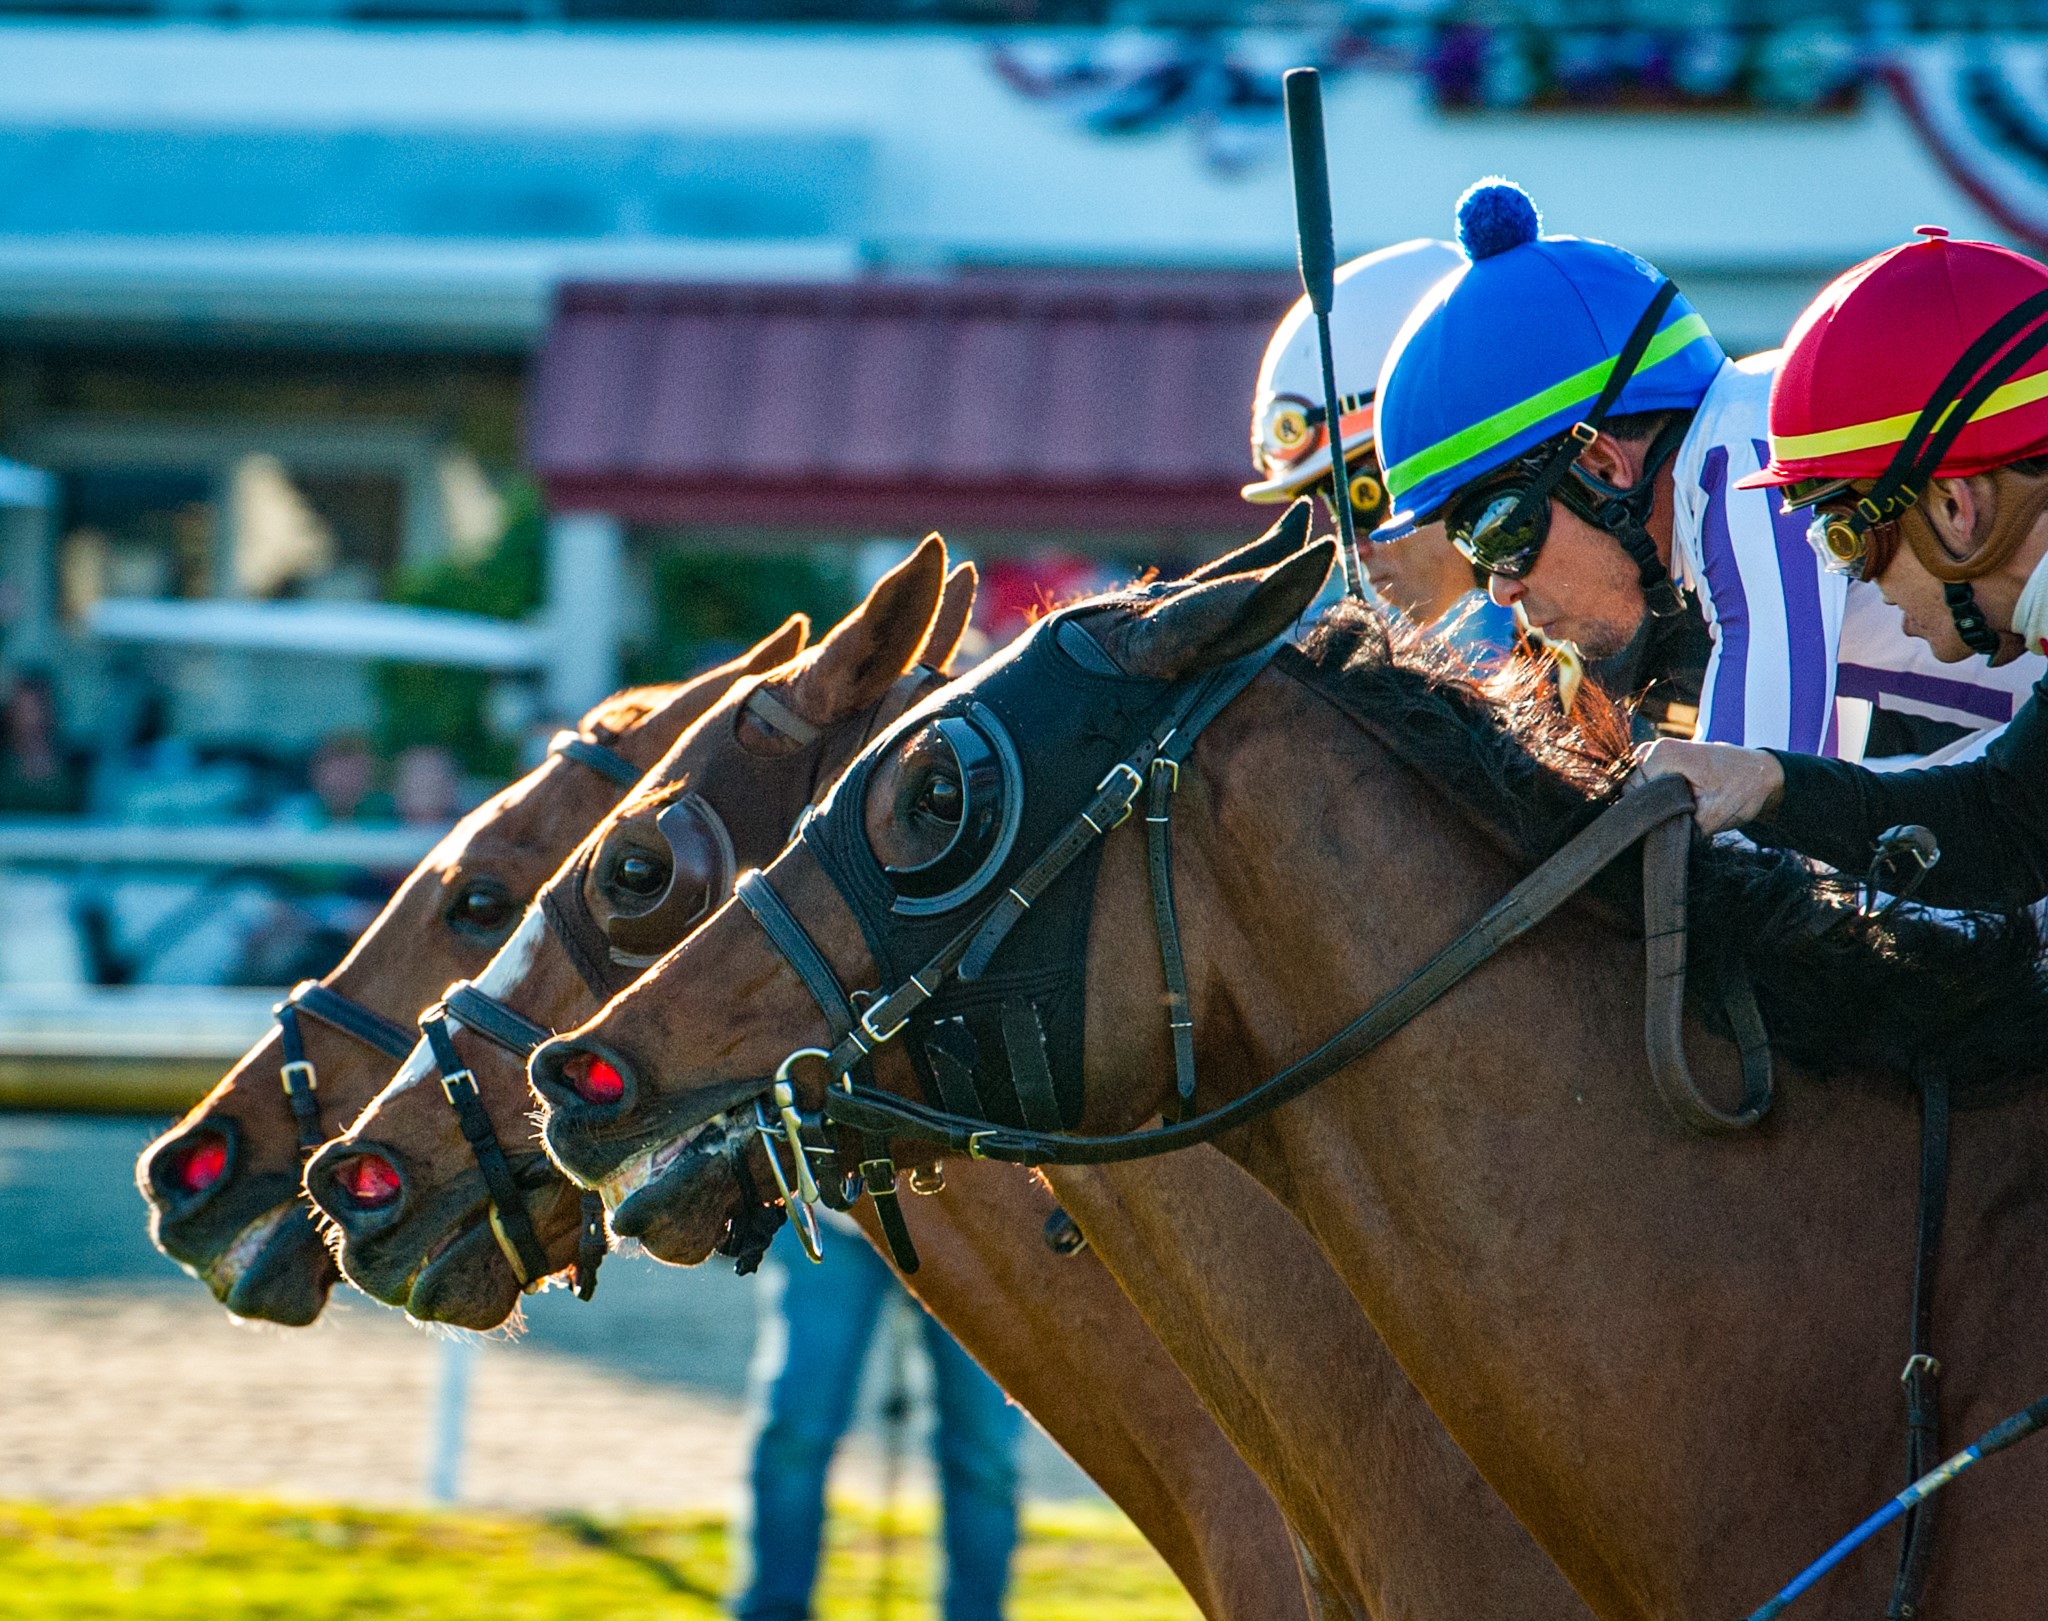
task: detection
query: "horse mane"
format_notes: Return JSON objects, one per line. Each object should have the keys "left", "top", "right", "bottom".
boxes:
{"left": 1294, "top": 598, "right": 2047, "bottom": 1102}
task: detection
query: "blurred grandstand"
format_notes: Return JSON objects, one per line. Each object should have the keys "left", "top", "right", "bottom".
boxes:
{"left": 0, "top": 0, "right": 2038, "bottom": 1084}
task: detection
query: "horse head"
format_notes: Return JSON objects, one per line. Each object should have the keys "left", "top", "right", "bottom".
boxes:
{"left": 530, "top": 526, "right": 1332, "bottom": 1267}
{"left": 133, "top": 618, "right": 806, "bottom": 1323}
{"left": 305, "top": 539, "right": 971, "bottom": 1328}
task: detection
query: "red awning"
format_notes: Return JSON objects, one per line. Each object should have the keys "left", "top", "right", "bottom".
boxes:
{"left": 528, "top": 273, "right": 1300, "bottom": 537}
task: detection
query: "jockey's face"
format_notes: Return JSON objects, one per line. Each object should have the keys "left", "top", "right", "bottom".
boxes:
{"left": 1360, "top": 522, "right": 1475, "bottom": 628}
{"left": 1486, "top": 499, "right": 1645, "bottom": 660}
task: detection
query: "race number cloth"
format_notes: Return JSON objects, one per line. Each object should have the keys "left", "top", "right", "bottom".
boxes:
{"left": 1670, "top": 352, "right": 2044, "bottom": 761}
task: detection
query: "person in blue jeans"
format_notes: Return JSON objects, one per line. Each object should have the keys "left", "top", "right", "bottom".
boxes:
{"left": 737, "top": 1215, "right": 1021, "bottom": 1621}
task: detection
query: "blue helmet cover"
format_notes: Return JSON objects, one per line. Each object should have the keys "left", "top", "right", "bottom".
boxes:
{"left": 1371, "top": 180, "right": 1725, "bottom": 539}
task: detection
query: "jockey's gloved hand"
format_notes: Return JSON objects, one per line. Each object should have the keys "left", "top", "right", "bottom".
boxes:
{"left": 1634, "top": 739, "right": 1785, "bottom": 835}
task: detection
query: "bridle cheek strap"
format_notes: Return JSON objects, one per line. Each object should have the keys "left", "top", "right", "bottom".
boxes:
{"left": 273, "top": 981, "right": 416, "bottom": 1158}
{"left": 419, "top": 981, "right": 610, "bottom": 1299}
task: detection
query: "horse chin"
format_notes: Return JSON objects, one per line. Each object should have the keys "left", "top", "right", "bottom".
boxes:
{"left": 220, "top": 1204, "right": 337, "bottom": 1326}
{"left": 608, "top": 1126, "right": 743, "bottom": 1267}
{"left": 405, "top": 1213, "right": 521, "bottom": 1330}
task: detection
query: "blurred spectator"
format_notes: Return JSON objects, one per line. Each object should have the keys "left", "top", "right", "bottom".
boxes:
{"left": 0, "top": 671, "right": 84, "bottom": 816}
{"left": 308, "top": 732, "right": 388, "bottom": 824}
{"left": 394, "top": 744, "right": 459, "bottom": 826}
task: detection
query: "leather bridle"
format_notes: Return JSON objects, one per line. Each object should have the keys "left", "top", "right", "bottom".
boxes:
{"left": 271, "top": 725, "right": 643, "bottom": 1160}
{"left": 683, "top": 620, "right": 1773, "bottom": 1278}
{"left": 416, "top": 669, "right": 942, "bottom": 1292}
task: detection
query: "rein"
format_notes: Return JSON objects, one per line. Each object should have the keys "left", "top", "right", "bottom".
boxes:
{"left": 720, "top": 644, "right": 1773, "bottom": 1283}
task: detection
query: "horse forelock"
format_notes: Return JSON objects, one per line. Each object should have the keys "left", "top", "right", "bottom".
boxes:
{"left": 1293, "top": 599, "right": 2048, "bottom": 1104}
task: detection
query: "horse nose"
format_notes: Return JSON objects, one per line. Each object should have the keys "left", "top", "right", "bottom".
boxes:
{"left": 304, "top": 1140, "right": 407, "bottom": 1236}
{"left": 530, "top": 1037, "right": 636, "bottom": 1114}
{"left": 144, "top": 1123, "right": 237, "bottom": 1216}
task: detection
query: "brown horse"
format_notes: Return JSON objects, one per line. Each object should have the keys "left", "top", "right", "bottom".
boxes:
{"left": 134, "top": 619, "right": 806, "bottom": 1323}
{"left": 487, "top": 528, "right": 1592, "bottom": 1617}
{"left": 538, "top": 550, "right": 2048, "bottom": 1621}
{"left": 308, "top": 537, "right": 1312, "bottom": 1620}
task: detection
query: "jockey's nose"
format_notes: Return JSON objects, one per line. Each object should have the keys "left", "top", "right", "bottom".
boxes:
{"left": 1487, "top": 572, "right": 1525, "bottom": 609}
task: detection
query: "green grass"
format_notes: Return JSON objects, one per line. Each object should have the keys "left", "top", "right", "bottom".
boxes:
{"left": 0, "top": 1497, "right": 1199, "bottom": 1621}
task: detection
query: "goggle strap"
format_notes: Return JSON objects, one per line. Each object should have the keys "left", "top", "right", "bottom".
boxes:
{"left": 1493, "top": 279, "right": 1683, "bottom": 546}
{"left": 1866, "top": 286, "right": 2048, "bottom": 515}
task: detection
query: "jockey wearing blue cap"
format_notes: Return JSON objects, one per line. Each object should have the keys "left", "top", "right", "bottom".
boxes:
{"left": 1372, "top": 181, "right": 2042, "bottom": 757}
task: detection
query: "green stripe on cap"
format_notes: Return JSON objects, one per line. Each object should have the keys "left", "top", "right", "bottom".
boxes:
{"left": 1383, "top": 312, "right": 1714, "bottom": 501}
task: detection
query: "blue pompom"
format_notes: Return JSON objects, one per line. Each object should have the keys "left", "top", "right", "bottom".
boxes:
{"left": 1456, "top": 179, "right": 1541, "bottom": 262}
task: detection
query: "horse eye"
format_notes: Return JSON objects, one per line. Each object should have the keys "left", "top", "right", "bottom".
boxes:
{"left": 448, "top": 881, "right": 515, "bottom": 934}
{"left": 611, "top": 850, "right": 669, "bottom": 898}
{"left": 914, "top": 774, "right": 963, "bottom": 825}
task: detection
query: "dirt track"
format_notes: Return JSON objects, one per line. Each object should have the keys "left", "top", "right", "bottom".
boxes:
{"left": 0, "top": 1283, "right": 762, "bottom": 1510}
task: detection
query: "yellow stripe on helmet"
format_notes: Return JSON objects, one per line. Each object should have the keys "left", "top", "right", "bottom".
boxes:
{"left": 1771, "top": 364, "right": 2048, "bottom": 464}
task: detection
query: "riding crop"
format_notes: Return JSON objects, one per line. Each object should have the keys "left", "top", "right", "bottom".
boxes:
{"left": 1283, "top": 66, "right": 1363, "bottom": 601}
{"left": 1740, "top": 1391, "right": 2048, "bottom": 1620}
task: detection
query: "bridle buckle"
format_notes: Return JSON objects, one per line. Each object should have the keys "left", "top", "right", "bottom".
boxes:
{"left": 858, "top": 997, "right": 911, "bottom": 1048}
{"left": 439, "top": 1068, "right": 478, "bottom": 1107}
{"left": 280, "top": 1060, "right": 317, "bottom": 1097}
{"left": 1098, "top": 761, "right": 1143, "bottom": 830}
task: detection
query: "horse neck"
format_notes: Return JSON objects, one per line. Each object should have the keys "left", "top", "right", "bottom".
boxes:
{"left": 1110, "top": 667, "right": 2048, "bottom": 1620}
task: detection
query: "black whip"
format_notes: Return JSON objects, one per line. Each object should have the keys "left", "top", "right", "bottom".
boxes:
{"left": 1284, "top": 66, "right": 1362, "bottom": 599}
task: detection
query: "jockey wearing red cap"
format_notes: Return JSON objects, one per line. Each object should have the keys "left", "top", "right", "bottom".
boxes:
{"left": 1642, "top": 228, "right": 2048, "bottom": 907}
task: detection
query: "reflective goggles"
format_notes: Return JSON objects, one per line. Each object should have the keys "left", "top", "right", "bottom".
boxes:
{"left": 1443, "top": 438, "right": 1621, "bottom": 580}
{"left": 1798, "top": 483, "right": 1902, "bottom": 582}
{"left": 1444, "top": 464, "right": 1554, "bottom": 579}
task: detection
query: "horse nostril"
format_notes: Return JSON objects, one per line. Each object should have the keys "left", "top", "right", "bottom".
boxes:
{"left": 169, "top": 1131, "right": 230, "bottom": 1195}
{"left": 565, "top": 1054, "right": 625, "bottom": 1106}
{"left": 331, "top": 1153, "right": 403, "bottom": 1211}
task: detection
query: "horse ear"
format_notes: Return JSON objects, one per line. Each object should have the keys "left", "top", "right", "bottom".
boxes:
{"left": 1111, "top": 541, "right": 1334, "bottom": 682}
{"left": 920, "top": 561, "right": 978, "bottom": 674}
{"left": 1186, "top": 498, "right": 1315, "bottom": 583}
{"left": 778, "top": 535, "right": 947, "bottom": 725}
{"left": 741, "top": 613, "right": 810, "bottom": 672}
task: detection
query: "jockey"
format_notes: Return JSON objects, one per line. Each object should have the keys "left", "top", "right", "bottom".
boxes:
{"left": 1241, "top": 237, "right": 1516, "bottom": 660}
{"left": 1641, "top": 230, "right": 2048, "bottom": 909}
{"left": 1370, "top": 180, "right": 2041, "bottom": 754}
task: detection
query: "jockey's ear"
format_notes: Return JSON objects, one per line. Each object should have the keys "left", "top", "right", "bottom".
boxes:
{"left": 919, "top": 561, "right": 978, "bottom": 674}
{"left": 1110, "top": 540, "right": 1334, "bottom": 682}
{"left": 763, "top": 534, "right": 946, "bottom": 736}
{"left": 1188, "top": 497, "right": 1315, "bottom": 583}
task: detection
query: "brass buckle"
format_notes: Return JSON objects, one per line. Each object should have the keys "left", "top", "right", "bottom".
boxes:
{"left": 1569, "top": 420, "right": 1598, "bottom": 445}
{"left": 859, "top": 998, "right": 910, "bottom": 1047}
{"left": 280, "top": 1060, "right": 317, "bottom": 1097}
{"left": 439, "top": 1069, "right": 477, "bottom": 1106}
{"left": 1098, "top": 762, "right": 1143, "bottom": 830}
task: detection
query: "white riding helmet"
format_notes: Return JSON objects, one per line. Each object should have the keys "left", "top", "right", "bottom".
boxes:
{"left": 1243, "top": 237, "right": 1465, "bottom": 507}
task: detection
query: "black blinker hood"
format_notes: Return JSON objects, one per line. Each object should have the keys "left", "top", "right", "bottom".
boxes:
{"left": 803, "top": 603, "right": 1176, "bottom": 1130}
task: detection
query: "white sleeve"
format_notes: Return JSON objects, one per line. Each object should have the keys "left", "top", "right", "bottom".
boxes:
{"left": 1677, "top": 435, "right": 1846, "bottom": 754}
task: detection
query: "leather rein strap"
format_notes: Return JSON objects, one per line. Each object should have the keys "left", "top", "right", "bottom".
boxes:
{"left": 419, "top": 980, "right": 609, "bottom": 1299}
{"left": 269, "top": 728, "right": 639, "bottom": 1158}
{"left": 827, "top": 770, "right": 1771, "bottom": 1167}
